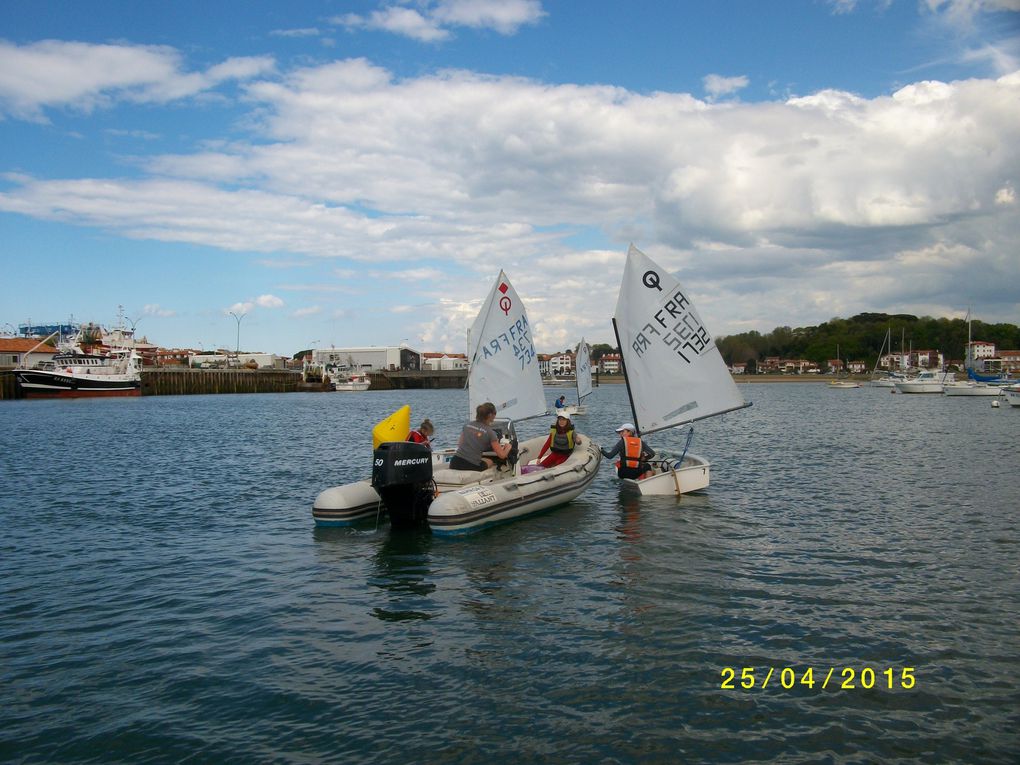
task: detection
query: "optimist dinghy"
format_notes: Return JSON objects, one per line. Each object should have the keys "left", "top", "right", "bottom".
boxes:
{"left": 610, "top": 245, "right": 749, "bottom": 496}
{"left": 556, "top": 338, "right": 593, "bottom": 417}
{"left": 312, "top": 270, "right": 600, "bottom": 534}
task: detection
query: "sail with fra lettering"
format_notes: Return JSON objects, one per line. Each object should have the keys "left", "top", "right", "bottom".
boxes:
{"left": 614, "top": 244, "right": 747, "bottom": 435}
{"left": 468, "top": 270, "right": 547, "bottom": 421}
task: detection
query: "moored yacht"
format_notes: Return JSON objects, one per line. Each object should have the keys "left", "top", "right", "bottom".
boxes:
{"left": 893, "top": 369, "right": 954, "bottom": 394}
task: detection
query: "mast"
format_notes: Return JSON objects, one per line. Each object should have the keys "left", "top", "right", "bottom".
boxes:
{"left": 612, "top": 318, "right": 640, "bottom": 431}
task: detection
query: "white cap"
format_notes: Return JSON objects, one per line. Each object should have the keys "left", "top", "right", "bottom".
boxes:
{"left": 556, "top": 411, "right": 571, "bottom": 420}
{"left": 615, "top": 423, "right": 636, "bottom": 433}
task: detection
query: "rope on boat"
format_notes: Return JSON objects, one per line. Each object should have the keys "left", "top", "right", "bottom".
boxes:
{"left": 676, "top": 428, "right": 694, "bottom": 470}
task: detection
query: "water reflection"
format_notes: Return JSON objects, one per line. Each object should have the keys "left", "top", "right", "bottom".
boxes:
{"left": 370, "top": 528, "right": 436, "bottom": 622}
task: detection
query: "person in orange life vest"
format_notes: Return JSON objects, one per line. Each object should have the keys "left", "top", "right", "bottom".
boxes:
{"left": 407, "top": 419, "right": 434, "bottom": 449}
{"left": 600, "top": 422, "right": 655, "bottom": 479}
{"left": 535, "top": 411, "right": 580, "bottom": 468}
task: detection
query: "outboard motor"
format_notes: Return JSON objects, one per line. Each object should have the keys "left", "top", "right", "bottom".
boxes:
{"left": 490, "top": 418, "right": 520, "bottom": 468}
{"left": 371, "top": 441, "right": 435, "bottom": 527}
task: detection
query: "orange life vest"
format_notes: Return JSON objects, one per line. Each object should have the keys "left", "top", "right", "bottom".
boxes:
{"left": 616, "top": 436, "right": 644, "bottom": 469}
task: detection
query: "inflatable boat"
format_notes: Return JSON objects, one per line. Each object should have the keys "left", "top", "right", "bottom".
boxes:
{"left": 312, "top": 420, "right": 602, "bottom": 534}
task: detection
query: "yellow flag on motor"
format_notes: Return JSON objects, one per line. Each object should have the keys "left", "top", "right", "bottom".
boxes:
{"left": 372, "top": 405, "right": 411, "bottom": 448}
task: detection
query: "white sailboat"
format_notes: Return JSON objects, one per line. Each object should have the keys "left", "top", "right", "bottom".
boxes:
{"left": 464, "top": 270, "right": 548, "bottom": 421}
{"left": 312, "top": 270, "right": 601, "bottom": 534}
{"left": 556, "top": 338, "right": 593, "bottom": 417}
{"left": 945, "top": 310, "right": 1004, "bottom": 396}
{"left": 611, "top": 245, "right": 749, "bottom": 496}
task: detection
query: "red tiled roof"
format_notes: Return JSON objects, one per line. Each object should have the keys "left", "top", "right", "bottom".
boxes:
{"left": 0, "top": 338, "right": 57, "bottom": 353}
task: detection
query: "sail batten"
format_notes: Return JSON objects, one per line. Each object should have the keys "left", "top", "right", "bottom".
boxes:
{"left": 467, "top": 271, "right": 547, "bottom": 421}
{"left": 614, "top": 245, "right": 747, "bottom": 434}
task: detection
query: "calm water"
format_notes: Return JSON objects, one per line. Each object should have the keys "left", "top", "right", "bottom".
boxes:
{"left": 2, "top": 384, "right": 1018, "bottom": 764}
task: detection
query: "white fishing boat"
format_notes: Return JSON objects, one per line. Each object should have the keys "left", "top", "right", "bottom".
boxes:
{"left": 893, "top": 369, "right": 954, "bottom": 394}
{"left": 14, "top": 327, "right": 142, "bottom": 398}
{"left": 869, "top": 371, "right": 907, "bottom": 388}
{"left": 942, "top": 381, "right": 1003, "bottom": 397}
{"left": 828, "top": 380, "right": 861, "bottom": 389}
{"left": 556, "top": 338, "right": 593, "bottom": 417}
{"left": 312, "top": 271, "right": 600, "bottom": 533}
{"left": 1000, "top": 385, "right": 1020, "bottom": 407}
{"left": 334, "top": 373, "right": 371, "bottom": 391}
{"left": 610, "top": 245, "right": 749, "bottom": 496}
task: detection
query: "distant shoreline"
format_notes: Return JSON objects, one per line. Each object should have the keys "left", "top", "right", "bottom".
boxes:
{"left": 593, "top": 374, "right": 874, "bottom": 385}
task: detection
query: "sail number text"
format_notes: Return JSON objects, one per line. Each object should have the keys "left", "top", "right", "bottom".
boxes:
{"left": 631, "top": 287, "right": 711, "bottom": 363}
{"left": 481, "top": 316, "right": 536, "bottom": 369}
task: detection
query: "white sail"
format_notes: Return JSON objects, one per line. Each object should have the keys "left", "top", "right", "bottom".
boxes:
{"left": 614, "top": 244, "right": 747, "bottom": 434}
{"left": 575, "top": 337, "right": 593, "bottom": 402}
{"left": 467, "top": 270, "right": 547, "bottom": 421}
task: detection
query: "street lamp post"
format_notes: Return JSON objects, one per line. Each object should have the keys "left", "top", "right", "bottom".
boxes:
{"left": 229, "top": 311, "right": 246, "bottom": 356}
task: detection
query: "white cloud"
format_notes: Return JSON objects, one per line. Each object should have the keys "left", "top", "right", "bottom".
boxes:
{"left": 334, "top": 0, "right": 545, "bottom": 42}
{"left": 703, "top": 74, "right": 750, "bottom": 100}
{"left": 292, "top": 306, "right": 322, "bottom": 317}
{"left": 1, "top": 53, "right": 1018, "bottom": 341}
{"left": 256, "top": 294, "right": 285, "bottom": 308}
{"left": 432, "top": 0, "right": 547, "bottom": 34}
{"left": 142, "top": 304, "right": 176, "bottom": 317}
{"left": 0, "top": 40, "right": 274, "bottom": 120}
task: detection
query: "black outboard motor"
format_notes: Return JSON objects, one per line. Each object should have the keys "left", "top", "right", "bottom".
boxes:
{"left": 371, "top": 441, "right": 435, "bottom": 527}
{"left": 490, "top": 418, "right": 520, "bottom": 468}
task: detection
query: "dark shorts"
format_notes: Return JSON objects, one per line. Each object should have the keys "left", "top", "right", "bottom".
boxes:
{"left": 449, "top": 455, "right": 486, "bottom": 471}
{"left": 618, "top": 465, "right": 646, "bottom": 480}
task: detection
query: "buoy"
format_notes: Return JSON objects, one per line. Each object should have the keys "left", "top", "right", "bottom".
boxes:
{"left": 991, "top": 399, "right": 1000, "bottom": 408}
{"left": 372, "top": 405, "right": 411, "bottom": 448}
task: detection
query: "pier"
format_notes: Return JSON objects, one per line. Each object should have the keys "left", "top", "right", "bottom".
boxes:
{"left": 1, "top": 368, "right": 468, "bottom": 399}
{"left": 369, "top": 370, "right": 467, "bottom": 390}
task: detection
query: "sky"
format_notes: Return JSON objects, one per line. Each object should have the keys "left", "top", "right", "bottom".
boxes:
{"left": 1, "top": 0, "right": 1018, "bottom": 357}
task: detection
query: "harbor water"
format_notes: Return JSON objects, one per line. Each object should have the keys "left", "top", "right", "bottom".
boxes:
{"left": 2, "top": 383, "right": 1018, "bottom": 764}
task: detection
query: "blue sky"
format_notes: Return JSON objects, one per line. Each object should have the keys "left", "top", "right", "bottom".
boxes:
{"left": 2, "top": 0, "right": 1018, "bottom": 356}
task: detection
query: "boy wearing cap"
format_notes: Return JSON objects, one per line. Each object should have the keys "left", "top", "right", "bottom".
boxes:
{"left": 601, "top": 423, "right": 655, "bottom": 479}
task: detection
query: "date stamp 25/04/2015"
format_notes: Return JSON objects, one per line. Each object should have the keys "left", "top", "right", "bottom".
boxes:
{"left": 720, "top": 666, "right": 916, "bottom": 691}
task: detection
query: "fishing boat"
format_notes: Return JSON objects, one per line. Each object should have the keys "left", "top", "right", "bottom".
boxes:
{"left": 869, "top": 371, "right": 907, "bottom": 388}
{"left": 556, "top": 338, "right": 593, "bottom": 417}
{"left": 893, "top": 369, "right": 954, "bottom": 394}
{"left": 610, "top": 245, "right": 749, "bottom": 496}
{"left": 312, "top": 270, "right": 601, "bottom": 534}
{"left": 1000, "top": 385, "right": 1020, "bottom": 407}
{"left": 14, "top": 327, "right": 142, "bottom": 398}
{"left": 334, "top": 373, "right": 371, "bottom": 391}
{"left": 942, "top": 380, "right": 1003, "bottom": 397}
{"left": 828, "top": 380, "right": 861, "bottom": 389}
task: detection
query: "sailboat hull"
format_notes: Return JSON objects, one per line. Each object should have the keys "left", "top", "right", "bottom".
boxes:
{"left": 556, "top": 404, "right": 587, "bottom": 417}
{"left": 622, "top": 453, "right": 711, "bottom": 496}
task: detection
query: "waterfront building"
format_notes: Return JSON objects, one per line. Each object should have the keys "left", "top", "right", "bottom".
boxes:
{"left": 422, "top": 352, "right": 467, "bottom": 371}
{"left": 310, "top": 345, "right": 421, "bottom": 372}
{"left": 0, "top": 338, "right": 58, "bottom": 369}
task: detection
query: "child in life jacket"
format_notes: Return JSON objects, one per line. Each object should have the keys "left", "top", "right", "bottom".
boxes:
{"left": 600, "top": 423, "right": 655, "bottom": 479}
{"left": 535, "top": 411, "right": 579, "bottom": 468}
